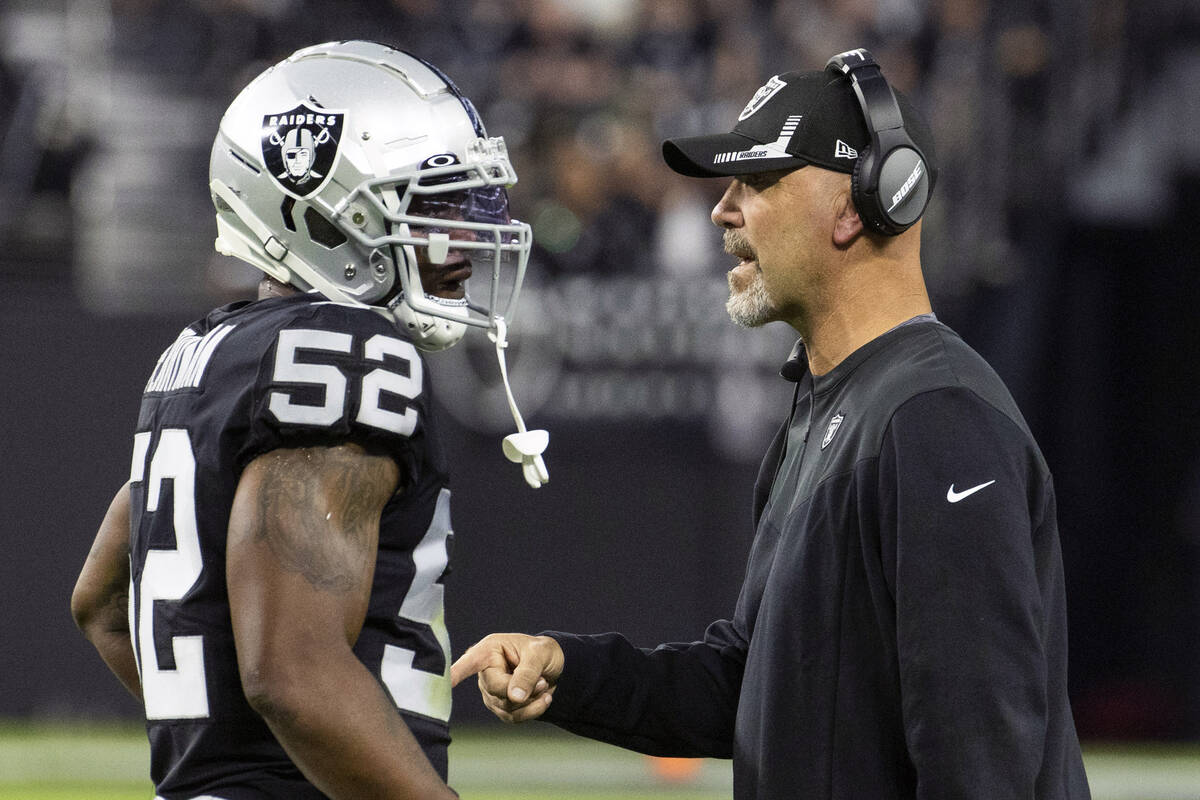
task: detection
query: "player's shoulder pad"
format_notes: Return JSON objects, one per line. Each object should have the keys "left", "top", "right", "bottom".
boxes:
{"left": 277, "top": 297, "right": 406, "bottom": 338}
{"left": 250, "top": 295, "right": 430, "bottom": 442}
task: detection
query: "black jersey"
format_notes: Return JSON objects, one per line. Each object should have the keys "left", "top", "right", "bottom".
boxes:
{"left": 126, "top": 293, "right": 453, "bottom": 799}
{"left": 543, "top": 321, "right": 1090, "bottom": 799}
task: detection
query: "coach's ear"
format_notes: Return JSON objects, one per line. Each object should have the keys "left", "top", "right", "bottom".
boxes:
{"left": 832, "top": 187, "right": 864, "bottom": 248}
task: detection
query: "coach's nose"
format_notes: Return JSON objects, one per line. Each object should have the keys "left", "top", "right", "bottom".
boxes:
{"left": 712, "top": 180, "right": 745, "bottom": 229}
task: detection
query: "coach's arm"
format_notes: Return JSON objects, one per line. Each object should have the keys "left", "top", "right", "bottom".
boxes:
{"left": 227, "top": 443, "right": 455, "bottom": 800}
{"left": 454, "top": 621, "right": 745, "bottom": 758}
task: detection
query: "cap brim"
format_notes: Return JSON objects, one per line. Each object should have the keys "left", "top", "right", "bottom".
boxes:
{"left": 662, "top": 132, "right": 810, "bottom": 177}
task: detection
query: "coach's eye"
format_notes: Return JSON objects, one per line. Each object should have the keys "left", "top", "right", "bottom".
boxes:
{"left": 741, "top": 168, "right": 793, "bottom": 192}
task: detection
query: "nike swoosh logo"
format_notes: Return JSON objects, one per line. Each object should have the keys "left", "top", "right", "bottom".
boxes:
{"left": 946, "top": 480, "right": 996, "bottom": 503}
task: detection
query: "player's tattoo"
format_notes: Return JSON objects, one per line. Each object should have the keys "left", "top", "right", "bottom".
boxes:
{"left": 253, "top": 446, "right": 395, "bottom": 594}
{"left": 85, "top": 566, "right": 130, "bottom": 631}
{"left": 78, "top": 533, "right": 131, "bottom": 631}
{"left": 99, "top": 583, "right": 131, "bottom": 630}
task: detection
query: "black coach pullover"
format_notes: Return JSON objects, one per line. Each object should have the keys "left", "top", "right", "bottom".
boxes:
{"left": 543, "top": 321, "right": 1091, "bottom": 799}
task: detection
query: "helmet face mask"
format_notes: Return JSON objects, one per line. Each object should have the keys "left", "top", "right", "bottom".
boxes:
{"left": 209, "top": 40, "right": 532, "bottom": 351}
{"left": 330, "top": 141, "right": 532, "bottom": 348}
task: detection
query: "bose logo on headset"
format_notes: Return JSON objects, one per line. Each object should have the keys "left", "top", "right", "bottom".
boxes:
{"left": 888, "top": 160, "right": 924, "bottom": 213}
{"left": 825, "top": 49, "right": 932, "bottom": 236}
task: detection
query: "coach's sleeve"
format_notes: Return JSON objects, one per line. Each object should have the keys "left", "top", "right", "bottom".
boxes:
{"left": 536, "top": 618, "right": 747, "bottom": 758}
{"left": 878, "top": 387, "right": 1053, "bottom": 799}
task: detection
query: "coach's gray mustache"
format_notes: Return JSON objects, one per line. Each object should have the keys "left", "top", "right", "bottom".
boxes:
{"left": 723, "top": 230, "right": 755, "bottom": 260}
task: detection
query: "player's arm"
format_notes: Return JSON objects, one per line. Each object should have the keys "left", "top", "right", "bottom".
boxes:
{"left": 227, "top": 443, "right": 455, "bottom": 800}
{"left": 71, "top": 484, "right": 142, "bottom": 701}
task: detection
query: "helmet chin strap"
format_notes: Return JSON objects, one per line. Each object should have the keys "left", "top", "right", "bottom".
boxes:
{"left": 385, "top": 237, "right": 474, "bottom": 352}
{"left": 490, "top": 318, "right": 549, "bottom": 489}
{"left": 391, "top": 293, "right": 468, "bottom": 352}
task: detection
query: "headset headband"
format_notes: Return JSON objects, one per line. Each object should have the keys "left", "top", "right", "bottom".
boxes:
{"left": 825, "top": 49, "right": 931, "bottom": 235}
{"left": 827, "top": 50, "right": 904, "bottom": 136}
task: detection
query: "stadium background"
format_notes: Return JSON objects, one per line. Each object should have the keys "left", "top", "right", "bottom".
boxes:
{"left": 1, "top": 0, "right": 1198, "bottom": 795}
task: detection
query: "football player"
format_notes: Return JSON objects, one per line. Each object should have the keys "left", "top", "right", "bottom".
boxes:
{"left": 71, "top": 40, "right": 545, "bottom": 799}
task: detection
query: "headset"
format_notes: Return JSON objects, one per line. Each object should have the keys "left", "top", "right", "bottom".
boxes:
{"left": 825, "top": 49, "right": 931, "bottom": 236}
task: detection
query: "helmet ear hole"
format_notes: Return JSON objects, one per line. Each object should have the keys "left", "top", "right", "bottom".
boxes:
{"left": 280, "top": 197, "right": 297, "bottom": 231}
{"left": 304, "top": 207, "right": 348, "bottom": 248}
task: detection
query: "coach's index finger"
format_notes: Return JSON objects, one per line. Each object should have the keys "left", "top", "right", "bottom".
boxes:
{"left": 450, "top": 640, "right": 498, "bottom": 688}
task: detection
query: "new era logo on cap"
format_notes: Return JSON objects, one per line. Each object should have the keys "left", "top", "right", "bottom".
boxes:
{"left": 834, "top": 139, "right": 858, "bottom": 159}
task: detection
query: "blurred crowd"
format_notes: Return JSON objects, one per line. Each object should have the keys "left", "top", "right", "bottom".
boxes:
{"left": 2, "top": 0, "right": 1197, "bottom": 303}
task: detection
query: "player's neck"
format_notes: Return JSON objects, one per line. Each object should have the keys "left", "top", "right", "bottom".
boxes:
{"left": 258, "top": 277, "right": 299, "bottom": 300}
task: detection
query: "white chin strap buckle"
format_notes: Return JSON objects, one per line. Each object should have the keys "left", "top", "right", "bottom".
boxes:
{"left": 489, "top": 318, "right": 549, "bottom": 489}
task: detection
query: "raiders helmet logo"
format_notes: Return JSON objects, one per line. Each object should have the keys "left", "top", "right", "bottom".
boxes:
{"left": 261, "top": 103, "right": 345, "bottom": 198}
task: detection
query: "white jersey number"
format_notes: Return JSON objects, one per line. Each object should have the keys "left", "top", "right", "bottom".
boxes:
{"left": 130, "top": 429, "right": 209, "bottom": 720}
{"left": 381, "top": 488, "right": 453, "bottom": 722}
{"left": 269, "top": 330, "right": 422, "bottom": 436}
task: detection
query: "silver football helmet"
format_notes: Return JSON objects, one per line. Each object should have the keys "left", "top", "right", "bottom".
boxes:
{"left": 210, "top": 41, "right": 547, "bottom": 487}
{"left": 209, "top": 40, "right": 532, "bottom": 352}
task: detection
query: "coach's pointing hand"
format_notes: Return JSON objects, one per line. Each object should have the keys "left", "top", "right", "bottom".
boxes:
{"left": 451, "top": 634, "right": 564, "bottom": 723}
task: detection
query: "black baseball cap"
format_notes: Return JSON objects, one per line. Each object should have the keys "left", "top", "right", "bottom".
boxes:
{"left": 662, "top": 67, "right": 936, "bottom": 179}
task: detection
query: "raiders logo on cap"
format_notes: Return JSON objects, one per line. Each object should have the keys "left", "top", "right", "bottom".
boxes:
{"left": 738, "top": 75, "right": 787, "bottom": 122}
{"left": 261, "top": 102, "right": 345, "bottom": 198}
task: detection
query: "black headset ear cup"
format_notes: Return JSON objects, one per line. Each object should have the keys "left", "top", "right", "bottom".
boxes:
{"left": 850, "top": 143, "right": 884, "bottom": 234}
{"left": 873, "top": 144, "right": 929, "bottom": 234}
{"left": 828, "top": 49, "right": 930, "bottom": 236}
{"left": 851, "top": 143, "right": 928, "bottom": 236}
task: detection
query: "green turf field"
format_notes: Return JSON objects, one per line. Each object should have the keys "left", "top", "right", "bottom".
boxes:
{"left": 1, "top": 720, "right": 1198, "bottom": 799}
